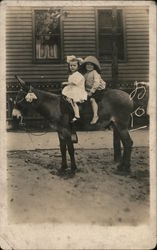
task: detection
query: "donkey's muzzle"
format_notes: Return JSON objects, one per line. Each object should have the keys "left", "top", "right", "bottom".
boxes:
{"left": 12, "top": 108, "right": 22, "bottom": 119}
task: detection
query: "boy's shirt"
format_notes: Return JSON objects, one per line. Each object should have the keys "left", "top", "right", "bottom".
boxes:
{"left": 84, "top": 70, "right": 106, "bottom": 93}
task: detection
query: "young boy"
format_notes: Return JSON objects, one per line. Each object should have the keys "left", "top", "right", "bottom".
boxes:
{"left": 82, "top": 56, "right": 106, "bottom": 124}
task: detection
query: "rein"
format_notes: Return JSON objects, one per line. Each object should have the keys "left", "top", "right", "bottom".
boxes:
{"left": 129, "top": 82, "right": 148, "bottom": 128}
{"left": 15, "top": 89, "right": 27, "bottom": 104}
{"left": 18, "top": 121, "right": 48, "bottom": 136}
{"left": 14, "top": 88, "right": 51, "bottom": 136}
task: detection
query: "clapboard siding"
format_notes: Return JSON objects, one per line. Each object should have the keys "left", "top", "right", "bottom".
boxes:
{"left": 6, "top": 6, "right": 149, "bottom": 83}
{"left": 117, "top": 7, "right": 149, "bottom": 81}
{"left": 63, "top": 7, "right": 96, "bottom": 59}
{"left": 6, "top": 6, "right": 149, "bottom": 120}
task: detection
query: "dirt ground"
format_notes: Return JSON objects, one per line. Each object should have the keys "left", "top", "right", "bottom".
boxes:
{"left": 7, "top": 147, "right": 149, "bottom": 226}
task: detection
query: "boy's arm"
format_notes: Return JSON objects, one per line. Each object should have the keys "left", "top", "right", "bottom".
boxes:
{"left": 89, "top": 71, "right": 101, "bottom": 94}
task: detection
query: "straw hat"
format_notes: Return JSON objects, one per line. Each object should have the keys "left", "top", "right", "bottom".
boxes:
{"left": 81, "top": 56, "right": 101, "bottom": 73}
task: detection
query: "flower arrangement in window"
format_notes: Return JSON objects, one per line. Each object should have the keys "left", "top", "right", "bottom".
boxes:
{"left": 34, "top": 9, "right": 61, "bottom": 60}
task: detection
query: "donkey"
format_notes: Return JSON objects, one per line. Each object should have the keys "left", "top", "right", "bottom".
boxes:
{"left": 12, "top": 75, "right": 134, "bottom": 174}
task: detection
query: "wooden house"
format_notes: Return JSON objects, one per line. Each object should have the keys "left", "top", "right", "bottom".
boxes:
{"left": 6, "top": 5, "right": 149, "bottom": 128}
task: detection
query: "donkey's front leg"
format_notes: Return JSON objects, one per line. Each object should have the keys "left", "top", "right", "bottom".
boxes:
{"left": 58, "top": 133, "right": 68, "bottom": 171}
{"left": 67, "top": 140, "right": 77, "bottom": 172}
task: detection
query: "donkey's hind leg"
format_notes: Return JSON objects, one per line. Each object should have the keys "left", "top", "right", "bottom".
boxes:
{"left": 112, "top": 123, "right": 121, "bottom": 162}
{"left": 115, "top": 125, "right": 133, "bottom": 172}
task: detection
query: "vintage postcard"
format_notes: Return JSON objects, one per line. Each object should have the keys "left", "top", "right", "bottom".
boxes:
{"left": 0, "top": 0, "right": 156, "bottom": 249}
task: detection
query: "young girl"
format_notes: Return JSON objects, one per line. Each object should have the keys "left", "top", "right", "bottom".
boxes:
{"left": 62, "top": 55, "right": 87, "bottom": 122}
{"left": 81, "top": 56, "right": 106, "bottom": 124}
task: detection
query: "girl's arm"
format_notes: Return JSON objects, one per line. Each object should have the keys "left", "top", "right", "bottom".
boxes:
{"left": 61, "top": 82, "right": 69, "bottom": 87}
{"left": 68, "top": 82, "right": 77, "bottom": 86}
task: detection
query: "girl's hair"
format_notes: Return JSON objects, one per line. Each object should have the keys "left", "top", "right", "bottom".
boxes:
{"left": 67, "top": 59, "right": 80, "bottom": 74}
{"left": 66, "top": 56, "right": 83, "bottom": 74}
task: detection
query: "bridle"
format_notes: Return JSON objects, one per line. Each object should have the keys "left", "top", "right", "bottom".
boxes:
{"left": 13, "top": 88, "right": 47, "bottom": 136}
{"left": 14, "top": 88, "right": 28, "bottom": 105}
{"left": 13, "top": 89, "right": 28, "bottom": 126}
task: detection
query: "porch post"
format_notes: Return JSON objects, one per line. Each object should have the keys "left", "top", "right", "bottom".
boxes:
{"left": 111, "top": 8, "right": 121, "bottom": 161}
{"left": 111, "top": 7, "right": 118, "bottom": 89}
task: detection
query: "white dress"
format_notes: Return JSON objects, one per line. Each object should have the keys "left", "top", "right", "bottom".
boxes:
{"left": 62, "top": 71, "right": 87, "bottom": 102}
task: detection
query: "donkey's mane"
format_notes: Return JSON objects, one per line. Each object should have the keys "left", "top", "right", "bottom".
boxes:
{"left": 35, "top": 88, "right": 61, "bottom": 100}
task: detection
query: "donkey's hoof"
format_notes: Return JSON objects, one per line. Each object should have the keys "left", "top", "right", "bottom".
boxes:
{"left": 69, "top": 170, "right": 76, "bottom": 178}
{"left": 71, "top": 167, "right": 77, "bottom": 173}
{"left": 117, "top": 163, "right": 131, "bottom": 174}
{"left": 57, "top": 167, "right": 67, "bottom": 176}
{"left": 117, "top": 163, "right": 124, "bottom": 171}
{"left": 61, "top": 163, "right": 68, "bottom": 170}
{"left": 114, "top": 157, "right": 121, "bottom": 163}
{"left": 71, "top": 165, "right": 77, "bottom": 173}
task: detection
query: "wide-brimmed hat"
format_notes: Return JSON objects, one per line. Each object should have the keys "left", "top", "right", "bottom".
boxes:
{"left": 81, "top": 56, "right": 101, "bottom": 73}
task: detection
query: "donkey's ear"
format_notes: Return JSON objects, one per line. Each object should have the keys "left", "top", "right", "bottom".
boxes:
{"left": 15, "top": 75, "right": 26, "bottom": 88}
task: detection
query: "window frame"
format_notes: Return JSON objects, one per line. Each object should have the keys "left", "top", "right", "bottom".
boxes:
{"left": 32, "top": 8, "right": 64, "bottom": 64}
{"left": 95, "top": 7, "right": 127, "bottom": 63}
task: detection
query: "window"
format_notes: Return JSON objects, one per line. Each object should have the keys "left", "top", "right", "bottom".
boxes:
{"left": 33, "top": 9, "right": 62, "bottom": 62}
{"left": 97, "top": 9, "right": 125, "bottom": 61}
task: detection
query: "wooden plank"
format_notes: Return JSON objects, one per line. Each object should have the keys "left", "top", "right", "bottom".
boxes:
{"left": 126, "top": 34, "right": 149, "bottom": 37}
{"left": 64, "top": 44, "right": 95, "bottom": 48}
{"left": 127, "top": 40, "right": 149, "bottom": 45}
{"left": 6, "top": 32, "right": 32, "bottom": 37}
{"left": 127, "top": 44, "right": 149, "bottom": 48}
{"left": 126, "top": 9, "right": 148, "bottom": 13}
{"left": 65, "top": 15, "right": 94, "bottom": 19}
{"left": 65, "top": 10, "right": 94, "bottom": 14}
{"left": 119, "top": 71, "right": 149, "bottom": 75}
{"left": 64, "top": 29, "right": 95, "bottom": 33}
{"left": 6, "top": 44, "right": 32, "bottom": 48}
{"left": 6, "top": 14, "right": 32, "bottom": 18}
{"left": 64, "top": 40, "right": 95, "bottom": 44}
{"left": 6, "top": 36, "right": 32, "bottom": 41}
{"left": 7, "top": 7, "right": 32, "bottom": 11}
{"left": 64, "top": 21, "right": 95, "bottom": 24}
{"left": 64, "top": 37, "right": 95, "bottom": 41}
{"left": 64, "top": 48, "right": 95, "bottom": 52}
{"left": 6, "top": 49, "right": 32, "bottom": 53}
{"left": 127, "top": 47, "right": 149, "bottom": 51}
{"left": 6, "top": 54, "right": 32, "bottom": 58}
{"left": 126, "top": 20, "right": 149, "bottom": 25}
{"left": 6, "top": 43, "right": 32, "bottom": 48}
{"left": 6, "top": 61, "right": 32, "bottom": 64}
{"left": 6, "top": 27, "right": 32, "bottom": 31}
{"left": 126, "top": 32, "right": 149, "bottom": 36}
{"left": 119, "top": 65, "right": 149, "bottom": 69}
{"left": 126, "top": 14, "right": 149, "bottom": 18}
{"left": 126, "top": 25, "right": 149, "bottom": 29}
{"left": 64, "top": 32, "right": 95, "bottom": 36}
{"left": 6, "top": 78, "right": 67, "bottom": 82}
{"left": 64, "top": 18, "right": 94, "bottom": 22}
{"left": 64, "top": 26, "right": 95, "bottom": 29}
{"left": 126, "top": 16, "right": 149, "bottom": 20}
{"left": 6, "top": 23, "right": 32, "bottom": 27}
{"left": 128, "top": 58, "right": 149, "bottom": 62}
{"left": 6, "top": 65, "right": 67, "bottom": 69}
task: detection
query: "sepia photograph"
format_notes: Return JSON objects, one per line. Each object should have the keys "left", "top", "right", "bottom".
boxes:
{"left": 0, "top": 0, "right": 156, "bottom": 249}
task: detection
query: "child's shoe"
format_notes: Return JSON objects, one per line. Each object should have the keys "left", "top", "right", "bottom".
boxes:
{"left": 71, "top": 116, "right": 80, "bottom": 123}
{"left": 90, "top": 116, "right": 99, "bottom": 124}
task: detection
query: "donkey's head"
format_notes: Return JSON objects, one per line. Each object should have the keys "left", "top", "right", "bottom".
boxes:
{"left": 12, "top": 75, "right": 38, "bottom": 121}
